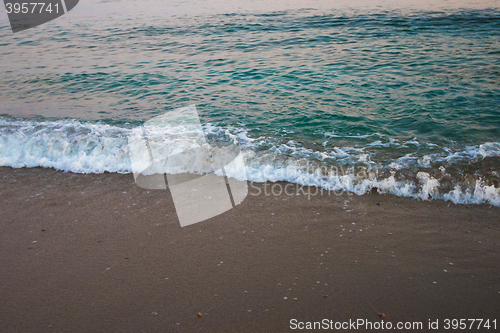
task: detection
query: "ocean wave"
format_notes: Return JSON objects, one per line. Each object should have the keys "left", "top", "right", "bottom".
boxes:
{"left": 0, "top": 118, "right": 132, "bottom": 173}
{"left": 1, "top": 118, "right": 499, "bottom": 206}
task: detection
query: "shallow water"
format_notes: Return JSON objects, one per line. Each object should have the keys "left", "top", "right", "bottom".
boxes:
{"left": 1, "top": 0, "right": 499, "bottom": 205}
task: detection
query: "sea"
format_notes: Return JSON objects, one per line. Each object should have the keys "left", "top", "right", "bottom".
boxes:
{"left": 1, "top": 0, "right": 499, "bottom": 205}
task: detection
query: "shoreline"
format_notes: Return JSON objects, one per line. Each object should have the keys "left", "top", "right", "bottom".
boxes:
{"left": 1, "top": 166, "right": 499, "bottom": 332}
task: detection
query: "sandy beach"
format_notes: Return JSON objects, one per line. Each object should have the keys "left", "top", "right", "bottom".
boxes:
{"left": 0, "top": 166, "right": 499, "bottom": 332}
{"left": 2, "top": 0, "right": 500, "bottom": 331}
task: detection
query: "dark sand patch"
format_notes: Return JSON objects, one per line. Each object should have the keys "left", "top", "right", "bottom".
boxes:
{"left": 0, "top": 167, "right": 499, "bottom": 332}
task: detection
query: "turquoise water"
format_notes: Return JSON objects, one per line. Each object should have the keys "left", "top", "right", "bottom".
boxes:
{"left": 1, "top": 1, "right": 500, "bottom": 205}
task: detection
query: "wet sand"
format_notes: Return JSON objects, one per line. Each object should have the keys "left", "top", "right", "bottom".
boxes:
{"left": 0, "top": 167, "right": 499, "bottom": 332}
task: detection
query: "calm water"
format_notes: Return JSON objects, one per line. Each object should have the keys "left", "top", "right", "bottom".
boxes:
{"left": 1, "top": 0, "right": 500, "bottom": 205}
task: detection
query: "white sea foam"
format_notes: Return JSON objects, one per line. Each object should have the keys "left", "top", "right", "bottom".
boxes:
{"left": 0, "top": 119, "right": 132, "bottom": 173}
{"left": 1, "top": 118, "right": 499, "bottom": 206}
